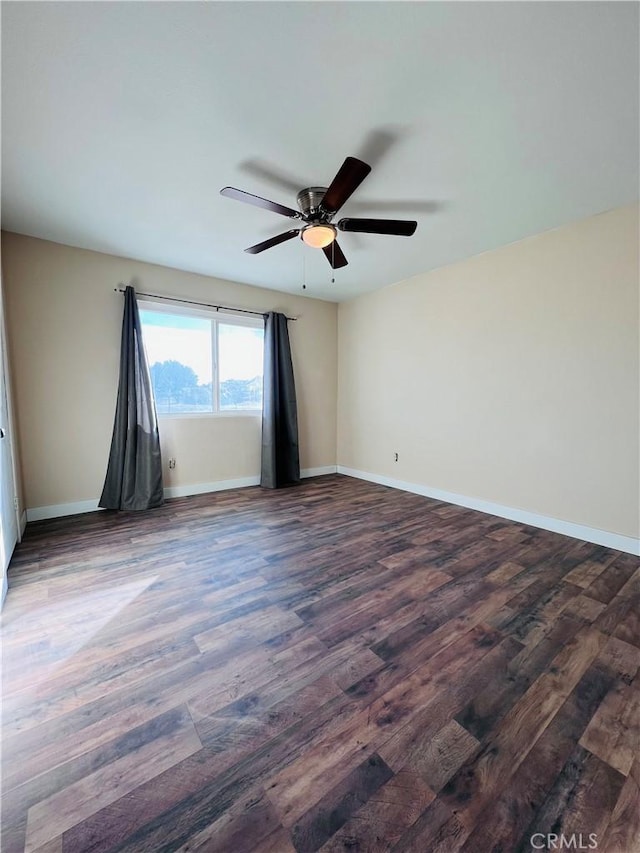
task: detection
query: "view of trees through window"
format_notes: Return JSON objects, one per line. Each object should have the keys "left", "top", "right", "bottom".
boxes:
{"left": 148, "top": 359, "right": 262, "bottom": 413}
{"left": 149, "top": 360, "right": 212, "bottom": 413}
{"left": 139, "top": 307, "right": 263, "bottom": 415}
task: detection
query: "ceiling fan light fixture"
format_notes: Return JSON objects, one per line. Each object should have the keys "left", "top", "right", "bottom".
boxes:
{"left": 301, "top": 223, "right": 336, "bottom": 249}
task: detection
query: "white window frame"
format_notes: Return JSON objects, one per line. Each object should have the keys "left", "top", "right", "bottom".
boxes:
{"left": 138, "top": 298, "right": 264, "bottom": 419}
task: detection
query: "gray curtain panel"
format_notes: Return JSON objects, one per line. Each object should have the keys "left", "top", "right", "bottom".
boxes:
{"left": 99, "top": 286, "right": 164, "bottom": 510}
{"left": 261, "top": 312, "right": 300, "bottom": 488}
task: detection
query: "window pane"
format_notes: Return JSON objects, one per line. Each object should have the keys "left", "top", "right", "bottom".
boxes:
{"left": 139, "top": 310, "right": 213, "bottom": 414}
{"left": 219, "top": 324, "right": 264, "bottom": 410}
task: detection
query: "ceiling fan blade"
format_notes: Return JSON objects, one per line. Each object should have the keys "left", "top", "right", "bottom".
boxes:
{"left": 322, "top": 240, "right": 348, "bottom": 269}
{"left": 244, "top": 230, "right": 300, "bottom": 254}
{"left": 337, "top": 218, "right": 417, "bottom": 236}
{"left": 320, "top": 157, "right": 371, "bottom": 214}
{"left": 221, "top": 187, "right": 300, "bottom": 219}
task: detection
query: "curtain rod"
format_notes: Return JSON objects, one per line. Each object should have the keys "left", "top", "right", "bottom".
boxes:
{"left": 114, "top": 287, "right": 297, "bottom": 320}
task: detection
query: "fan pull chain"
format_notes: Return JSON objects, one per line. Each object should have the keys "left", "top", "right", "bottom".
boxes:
{"left": 302, "top": 244, "right": 306, "bottom": 290}
{"left": 331, "top": 241, "right": 335, "bottom": 284}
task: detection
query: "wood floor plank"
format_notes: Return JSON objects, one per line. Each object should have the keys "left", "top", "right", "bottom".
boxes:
{"left": 1, "top": 475, "right": 637, "bottom": 853}
{"left": 287, "top": 753, "right": 394, "bottom": 852}
{"left": 459, "top": 646, "right": 622, "bottom": 852}
{"left": 563, "top": 557, "right": 614, "bottom": 589}
{"left": 455, "top": 611, "right": 584, "bottom": 741}
{"left": 406, "top": 719, "right": 479, "bottom": 793}
{"left": 599, "top": 635, "right": 640, "bottom": 683}
{"left": 371, "top": 581, "right": 513, "bottom": 667}
{"left": 601, "top": 759, "right": 640, "bottom": 853}
{"left": 485, "top": 560, "right": 526, "bottom": 584}
{"left": 265, "top": 623, "right": 502, "bottom": 828}
{"left": 378, "top": 635, "right": 523, "bottom": 772}
{"left": 356, "top": 571, "right": 453, "bottom": 645}
{"left": 580, "top": 679, "right": 640, "bottom": 775}
{"left": 60, "top": 690, "right": 356, "bottom": 853}
{"left": 583, "top": 555, "right": 639, "bottom": 604}
{"left": 439, "top": 627, "right": 608, "bottom": 834}
{"left": 194, "top": 603, "right": 304, "bottom": 651}
{"left": 2, "top": 704, "right": 206, "bottom": 844}
{"left": 171, "top": 786, "right": 282, "bottom": 853}
{"left": 2, "top": 636, "right": 203, "bottom": 735}
{"left": 389, "top": 797, "right": 466, "bottom": 852}
{"left": 319, "top": 769, "right": 435, "bottom": 852}
{"left": 562, "top": 593, "right": 607, "bottom": 623}
{"left": 514, "top": 746, "right": 625, "bottom": 852}
{"left": 251, "top": 827, "right": 297, "bottom": 853}
{"left": 612, "top": 602, "right": 640, "bottom": 649}
{"left": 23, "top": 705, "right": 201, "bottom": 852}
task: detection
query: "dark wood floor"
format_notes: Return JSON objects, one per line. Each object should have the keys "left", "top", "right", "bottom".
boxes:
{"left": 1, "top": 475, "right": 639, "bottom": 853}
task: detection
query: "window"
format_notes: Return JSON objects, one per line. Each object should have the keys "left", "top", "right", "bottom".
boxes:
{"left": 139, "top": 303, "right": 264, "bottom": 416}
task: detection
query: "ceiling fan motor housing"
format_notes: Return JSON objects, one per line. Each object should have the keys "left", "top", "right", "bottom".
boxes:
{"left": 296, "top": 187, "right": 330, "bottom": 220}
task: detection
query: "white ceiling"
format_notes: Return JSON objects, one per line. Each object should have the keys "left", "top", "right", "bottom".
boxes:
{"left": 2, "top": 2, "right": 638, "bottom": 302}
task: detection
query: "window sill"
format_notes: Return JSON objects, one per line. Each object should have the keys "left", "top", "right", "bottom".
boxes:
{"left": 157, "top": 410, "right": 262, "bottom": 420}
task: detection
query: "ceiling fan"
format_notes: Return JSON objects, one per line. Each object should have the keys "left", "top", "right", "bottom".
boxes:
{"left": 220, "top": 156, "right": 417, "bottom": 269}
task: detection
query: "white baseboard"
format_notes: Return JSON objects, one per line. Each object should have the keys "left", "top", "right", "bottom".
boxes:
{"left": 337, "top": 466, "right": 640, "bottom": 557}
{"left": 27, "top": 499, "right": 101, "bottom": 522}
{"left": 163, "top": 475, "right": 260, "bottom": 499}
{"left": 25, "top": 466, "right": 339, "bottom": 522}
{"left": 301, "top": 465, "right": 338, "bottom": 478}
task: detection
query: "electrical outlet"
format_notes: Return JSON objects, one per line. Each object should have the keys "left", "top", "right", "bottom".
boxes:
{"left": 168, "top": 458, "right": 176, "bottom": 469}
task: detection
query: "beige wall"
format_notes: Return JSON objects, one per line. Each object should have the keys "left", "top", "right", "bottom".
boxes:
{"left": 338, "top": 205, "right": 639, "bottom": 539}
{"left": 3, "top": 206, "right": 638, "bottom": 538}
{"left": 1, "top": 233, "right": 337, "bottom": 510}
